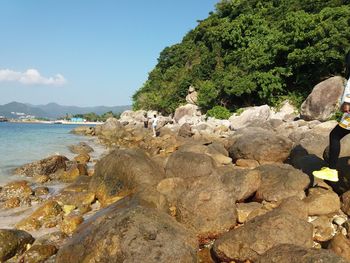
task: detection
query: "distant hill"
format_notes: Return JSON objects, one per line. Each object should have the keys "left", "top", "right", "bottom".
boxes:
{"left": 0, "top": 101, "right": 131, "bottom": 119}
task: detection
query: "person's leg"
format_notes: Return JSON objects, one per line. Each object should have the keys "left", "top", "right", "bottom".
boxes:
{"left": 152, "top": 126, "right": 156, "bottom": 137}
{"left": 329, "top": 124, "right": 350, "bottom": 168}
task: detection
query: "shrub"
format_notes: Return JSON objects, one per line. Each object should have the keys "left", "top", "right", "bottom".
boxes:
{"left": 206, "top": 106, "right": 231, "bottom": 119}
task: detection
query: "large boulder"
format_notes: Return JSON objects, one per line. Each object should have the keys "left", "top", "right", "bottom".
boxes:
{"left": 271, "top": 100, "right": 298, "bottom": 121}
{"left": 303, "top": 187, "right": 341, "bottom": 216}
{"left": 175, "top": 174, "right": 238, "bottom": 239}
{"left": 94, "top": 117, "right": 126, "bottom": 140}
{"left": 55, "top": 197, "right": 198, "bottom": 263}
{"left": 68, "top": 142, "right": 93, "bottom": 154}
{"left": 89, "top": 148, "right": 164, "bottom": 206}
{"left": 228, "top": 128, "right": 293, "bottom": 163}
{"left": 165, "top": 150, "right": 217, "bottom": 179}
{"left": 257, "top": 244, "right": 348, "bottom": 263}
{"left": 329, "top": 233, "right": 350, "bottom": 262}
{"left": 70, "top": 126, "right": 95, "bottom": 136}
{"left": 212, "top": 209, "right": 314, "bottom": 262}
{"left": 300, "top": 76, "right": 345, "bottom": 121}
{"left": 14, "top": 155, "right": 68, "bottom": 177}
{"left": 0, "top": 229, "right": 34, "bottom": 262}
{"left": 254, "top": 164, "right": 310, "bottom": 202}
{"left": 229, "top": 105, "right": 272, "bottom": 130}
{"left": 174, "top": 104, "right": 202, "bottom": 125}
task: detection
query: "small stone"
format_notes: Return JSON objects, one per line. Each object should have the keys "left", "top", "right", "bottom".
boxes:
{"left": 59, "top": 215, "right": 84, "bottom": 235}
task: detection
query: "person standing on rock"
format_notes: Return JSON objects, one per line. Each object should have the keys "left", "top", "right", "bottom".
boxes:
{"left": 152, "top": 114, "right": 158, "bottom": 137}
{"left": 313, "top": 51, "right": 350, "bottom": 182}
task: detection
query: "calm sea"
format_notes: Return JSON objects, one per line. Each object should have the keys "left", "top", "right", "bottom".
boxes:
{"left": 0, "top": 122, "right": 99, "bottom": 184}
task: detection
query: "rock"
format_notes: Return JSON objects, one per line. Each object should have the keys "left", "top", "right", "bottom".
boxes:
{"left": 14, "top": 155, "right": 68, "bottom": 177}
{"left": 3, "top": 197, "right": 21, "bottom": 209}
{"left": 221, "top": 169, "right": 261, "bottom": 202}
{"left": 303, "top": 187, "right": 341, "bottom": 216}
{"left": 174, "top": 104, "right": 202, "bottom": 125}
{"left": 156, "top": 177, "right": 186, "bottom": 204}
{"left": 212, "top": 209, "right": 314, "bottom": 262}
{"left": 16, "top": 201, "right": 62, "bottom": 231}
{"left": 300, "top": 76, "right": 345, "bottom": 121}
{"left": 236, "top": 202, "right": 263, "bottom": 223}
{"left": 341, "top": 190, "right": 350, "bottom": 216}
{"left": 311, "top": 215, "right": 335, "bottom": 242}
{"left": 90, "top": 148, "right": 164, "bottom": 206}
{"left": 74, "top": 153, "right": 90, "bottom": 164}
{"left": 329, "top": 233, "right": 350, "bottom": 262}
{"left": 33, "top": 231, "right": 67, "bottom": 247}
{"left": 70, "top": 126, "right": 95, "bottom": 136}
{"left": 235, "top": 158, "right": 259, "bottom": 168}
{"left": 178, "top": 123, "right": 193, "bottom": 138}
{"left": 0, "top": 229, "right": 34, "bottom": 262}
{"left": 257, "top": 244, "right": 348, "bottom": 263}
{"left": 229, "top": 105, "right": 272, "bottom": 130}
{"left": 53, "top": 190, "right": 95, "bottom": 212}
{"left": 34, "top": 175, "right": 50, "bottom": 183}
{"left": 165, "top": 151, "right": 216, "bottom": 179}
{"left": 95, "top": 117, "right": 126, "bottom": 140}
{"left": 34, "top": 187, "right": 49, "bottom": 196}
{"left": 185, "top": 85, "right": 198, "bottom": 105}
{"left": 59, "top": 215, "right": 84, "bottom": 235}
{"left": 228, "top": 128, "right": 293, "bottom": 163}
{"left": 55, "top": 197, "right": 198, "bottom": 263}
{"left": 0, "top": 180, "right": 33, "bottom": 200}
{"left": 68, "top": 142, "right": 93, "bottom": 154}
{"left": 271, "top": 100, "right": 297, "bottom": 121}
{"left": 254, "top": 164, "right": 310, "bottom": 202}
{"left": 19, "top": 244, "right": 57, "bottom": 263}
{"left": 277, "top": 196, "right": 308, "bottom": 220}
{"left": 175, "top": 174, "right": 237, "bottom": 239}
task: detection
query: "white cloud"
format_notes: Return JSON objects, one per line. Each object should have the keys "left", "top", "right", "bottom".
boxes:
{"left": 0, "top": 68, "right": 66, "bottom": 86}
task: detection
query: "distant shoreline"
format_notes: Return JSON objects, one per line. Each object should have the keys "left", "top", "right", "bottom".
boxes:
{"left": 8, "top": 120, "right": 103, "bottom": 125}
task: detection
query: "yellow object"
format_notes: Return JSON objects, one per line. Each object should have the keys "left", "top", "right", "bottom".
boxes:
{"left": 312, "top": 167, "right": 339, "bottom": 182}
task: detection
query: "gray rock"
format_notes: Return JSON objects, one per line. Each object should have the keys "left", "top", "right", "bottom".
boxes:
{"left": 229, "top": 105, "right": 272, "bottom": 130}
{"left": 68, "top": 142, "right": 94, "bottom": 154}
{"left": 301, "top": 76, "right": 345, "bottom": 121}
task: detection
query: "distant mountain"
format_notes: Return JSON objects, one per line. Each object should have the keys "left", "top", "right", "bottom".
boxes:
{"left": 0, "top": 101, "right": 131, "bottom": 119}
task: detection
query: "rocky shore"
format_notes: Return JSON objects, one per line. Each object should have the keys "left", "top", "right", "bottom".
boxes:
{"left": 1, "top": 77, "right": 350, "bottom": 262}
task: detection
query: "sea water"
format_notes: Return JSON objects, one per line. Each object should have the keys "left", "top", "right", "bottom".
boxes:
{"left": 0, "top": 122, "right": 101, "bottom": 184}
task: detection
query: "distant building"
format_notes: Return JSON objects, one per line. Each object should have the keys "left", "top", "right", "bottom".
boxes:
{"left": 70, "top": 117, "right": 85, "bottom": 122}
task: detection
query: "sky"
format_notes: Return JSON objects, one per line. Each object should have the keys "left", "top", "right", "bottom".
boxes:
{"left": 0, "top": 0, "right": 218, "bottom": 107}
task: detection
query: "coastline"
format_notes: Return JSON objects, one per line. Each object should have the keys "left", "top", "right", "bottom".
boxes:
{"left": 8, "top": 120, "right": 103, "bottom": 125}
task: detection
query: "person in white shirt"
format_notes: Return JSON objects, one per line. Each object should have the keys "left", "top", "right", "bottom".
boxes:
{"left": 313, "top": 51, "right": 350, "bottom": 182}
{"left": 152, "top": 114, "right": 158, "bottom": 137}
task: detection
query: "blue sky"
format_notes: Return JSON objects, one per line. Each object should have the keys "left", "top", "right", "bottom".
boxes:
{"left": 0, "top": 0, "right": 218, "bottom": 106}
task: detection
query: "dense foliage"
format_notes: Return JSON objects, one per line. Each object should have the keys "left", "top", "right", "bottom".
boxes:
{"left": 206, "top": 105, "right": 232, "bottom": 119}
{"left": 133, "top": 0, "right": 350, "bottom": 114}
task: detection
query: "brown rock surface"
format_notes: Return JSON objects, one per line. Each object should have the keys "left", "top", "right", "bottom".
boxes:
{"left": 254, "top": 164, "right": 310, "bottom": 202}
{"left": 257, "top": 244, "right": 348, "bottom": 263}
{"left": 14, "top": 155, "right": 68, "bottom": 177}
{"left": 18, "top": 244, "right": 57, "bottom": 263}
{"left": 304, "top": 187, "right": 341, "bottom": 216}
{"left": 0, "top": 229, "right": 34, "bottom": 262}
{"left": 329, "top": 233, "right": 350, "bottom": 262}
{"left": 212, "top": 209, "right": 314, "bottom": 262}
{"left": 56, "top": 197, "right": 198, "bottom": 263}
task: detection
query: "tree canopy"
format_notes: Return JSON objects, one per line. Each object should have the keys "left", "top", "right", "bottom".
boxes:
{"left": 133, "top": 0, "right": 350, "bottom": 114}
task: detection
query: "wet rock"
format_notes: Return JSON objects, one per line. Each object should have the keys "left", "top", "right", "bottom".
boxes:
{"left": 329, "top": 233, "right": 350, "bottom": 261}
{"left": 68, "top": 142, "right": 93, "bottom": 155}
{"left": 165, "top": 151, "right": 216, "bottom": 179}
{"left": 0, "top": 180, "right": 33, "bottom": 200}
{"left": 254, "top": 164, "right": 309, "bottom": 202}
{"left": 14, "top": 155, "right": 68, "bottom": 177}
{"left": 56, "top": 197, "right": 198, "bottom": 263}
{"left": 33, "top": 231, "right": 67, "bottom": 247}
{"left": 304, "top": 187, "right": 341, "bottom": 216}
{"left": 59, "top": 215, "right": 84, "bottom": 235}
{"left": 90, "top": 148, "right": 164, "bottom": 206}
{"left": 256, "top": 244, "right": 348, "bottom": 263}
{"left": 300, "top": 76, "right": 345, "bottom": 121}
{"left": 18, "top": 244, "right": 57, "bottom": 263}
{"left": 34, "top": 187, "right": 49, "bottom": 197}
{"left": 16, "top": 201, "right": 62, "bottom": 231}
{"left": 53, "top": 190, "right": 95, "bottom": 212}
{"left": 228, "top": 128, "right": 293, "bottom": 163}
{"left": 74, "top": 153, "right": 90, "bottom": 164}
{"left": 33, "top": 175, "right": 50, "bottom": 184}
{"left": 70, "top": 126, "right": 95, "bottom": 136}
{"left": 0, "top": 229, "right": 34, "bottom": 262}
{"left": 3, "top": 197, "right": 21, "bottom": 209}
{"left": 60, "top": 163, "right": 87, "bottom": 182}
{"left": 212, "top": 209, "right": 313, "bottom": 262}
